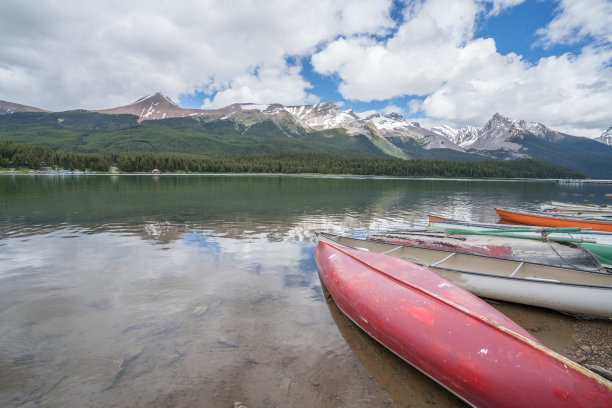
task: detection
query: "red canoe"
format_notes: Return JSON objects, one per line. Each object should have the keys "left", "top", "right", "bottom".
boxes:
{"left": 496, "top": 207, "right": 612, "bottom": 232}
{"left": 315, "top": 233, "right": 612, "bottom": 408}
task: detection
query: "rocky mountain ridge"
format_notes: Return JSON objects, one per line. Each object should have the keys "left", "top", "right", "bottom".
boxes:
{"left": 1, "top": 93, "right": 611, "bottom": 170}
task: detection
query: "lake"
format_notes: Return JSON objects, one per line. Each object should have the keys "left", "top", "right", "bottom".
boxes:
{"left": 1, "top": 174, "right": 611, "bottom": 407}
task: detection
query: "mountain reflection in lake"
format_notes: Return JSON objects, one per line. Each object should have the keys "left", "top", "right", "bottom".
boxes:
{"left": 1, "top": 175, "right": 610, "bottom": 407}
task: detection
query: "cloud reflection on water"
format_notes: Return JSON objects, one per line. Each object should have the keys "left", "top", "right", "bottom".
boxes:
{"left": 3, "top": 175, "right": 612, "bottom": 407}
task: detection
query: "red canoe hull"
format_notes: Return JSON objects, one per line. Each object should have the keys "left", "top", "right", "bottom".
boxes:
{"left": 315, "top": 237, "right": 612, "bottom": 408}
{"left": 496, "top": 208, "right": 612, "bottom": 232}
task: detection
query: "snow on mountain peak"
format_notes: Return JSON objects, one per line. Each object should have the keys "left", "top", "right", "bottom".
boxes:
{"left": 595, "top": 127, "right": 612, "bottom": 145}
{"left": 133, "top": 92, "right": 178, "bottom": 106}
{"left": 431, "top": 125, "right": 480, "bottom": 148}
{"left": 355, "top": 110, "right": 379, "bottom": 120}
{"left": 431, "top": 125, "right": 458, "bottom": 140}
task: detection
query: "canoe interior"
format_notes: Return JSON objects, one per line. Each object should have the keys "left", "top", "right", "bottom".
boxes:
{"left": 329, "top": 234, "right": 612, "bottom": 288}
{"left": 367, "top": 230, "right": 604, "bottom": 272}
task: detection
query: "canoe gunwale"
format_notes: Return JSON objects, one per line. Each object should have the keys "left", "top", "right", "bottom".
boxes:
{"left": 427, "top": 262, "right": 612, "bottom": 290}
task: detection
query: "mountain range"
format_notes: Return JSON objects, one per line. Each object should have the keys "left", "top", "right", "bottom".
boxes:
{"left": 1, "top": 92, "right": 611, "bottom": 177}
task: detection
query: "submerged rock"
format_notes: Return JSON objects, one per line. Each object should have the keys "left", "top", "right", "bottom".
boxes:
{"left": 192, "top": 304, "right": 209, "bottom": 317}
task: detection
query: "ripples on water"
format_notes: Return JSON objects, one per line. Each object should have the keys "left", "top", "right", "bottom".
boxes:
{"left": 1, "top": 175, "right": 611, "bottom": 407}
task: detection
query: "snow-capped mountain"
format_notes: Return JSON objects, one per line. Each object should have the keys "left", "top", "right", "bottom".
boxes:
{"left": 356, "top": 111, "right": 420, "bottom": 130}
{"left": 594, "top": 127, "right": 612, "bottom": 146}
{"left": 362, "top": 114, "right": 465, "bottom": 151}
{"left": 90, "top": 94, "right": 597, "bottom": 156}
{"left": 432, "top": 113, "right": 573, "bottom": 154}
{"left": 467, "top": 113, "right": 567, "bottom": 156}
{"left": 2, "top": 93, "right": 612, "bottom": 177}
{"left": 238, "top": 102, "right": 365, "bottom": 135}
{"left": 4, "top": 92, "right": 611, "bottom": 174}
{"left": 216, "top": 100, "right": 463, "bottom": 151}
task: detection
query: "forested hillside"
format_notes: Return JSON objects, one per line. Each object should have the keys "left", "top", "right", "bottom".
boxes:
{"left": 0, "top": 142, "right": 585, "bottom": 178}
{"left": 0, "top": 111, "right": 389, "bottom": 157}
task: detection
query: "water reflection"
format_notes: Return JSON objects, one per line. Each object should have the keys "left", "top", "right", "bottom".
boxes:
{"left": 2, "top": 175, "right": 612, "bottom": 407}
{"left": 6, "top": 174, "right": 611, "bottom": 241}
{"left": 1, "top": 229, "right": 334, "bottom": 407}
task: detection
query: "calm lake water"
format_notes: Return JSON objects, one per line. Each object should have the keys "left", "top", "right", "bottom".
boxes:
{"left": 1, "top": 174, "right": 611, "bottom": 407}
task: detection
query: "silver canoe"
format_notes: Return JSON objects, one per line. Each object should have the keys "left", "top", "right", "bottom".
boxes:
{"left": 317, "top": 232, "right": 612, "bottom": 318}
{"left": 367, "top": 229, "right": 606, "bottom": 272}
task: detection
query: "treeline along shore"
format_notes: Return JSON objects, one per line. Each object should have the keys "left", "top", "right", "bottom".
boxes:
{"left": 0, "top": 141, "right": 585, "bottom": 179}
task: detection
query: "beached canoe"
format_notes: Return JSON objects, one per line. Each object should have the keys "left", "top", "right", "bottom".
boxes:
{"left": 428, "top": 215, "right": 612, "bottom": 267}
{"left": 496, "top": 207, "right": 612, "bottom": 232}
{"left": 315, "top": 233, "right": 612, "bottom": 407}
{"left": 367, "top": 229, "right": 606, "bottom": 272}
{"left": 320, "top": 233, "right": 612, "bottom": 318}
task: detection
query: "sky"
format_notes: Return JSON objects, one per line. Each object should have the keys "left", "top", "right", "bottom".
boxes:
{"left": 0, "top": 0, "right": 610, "bottom": 137}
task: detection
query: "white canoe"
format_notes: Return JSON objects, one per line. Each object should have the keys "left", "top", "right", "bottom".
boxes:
{"left": 318, "top": 232, "right": 612, "bottom": 318}
{"left": 542, "top": 201, "right": 612, "bottom": 213}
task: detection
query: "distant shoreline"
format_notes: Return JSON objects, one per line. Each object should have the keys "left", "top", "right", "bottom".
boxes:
{"left": 2, "top": 170, "right": 612, "bottom": 184}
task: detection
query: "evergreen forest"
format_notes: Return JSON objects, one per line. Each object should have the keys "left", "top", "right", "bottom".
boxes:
{"left": 0, "top": 141, "right": 585, "bottom": 179}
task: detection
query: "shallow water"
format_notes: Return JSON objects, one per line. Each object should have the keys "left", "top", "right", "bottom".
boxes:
{"left": 1, "top": 174, "right": 610, "bottom": 407}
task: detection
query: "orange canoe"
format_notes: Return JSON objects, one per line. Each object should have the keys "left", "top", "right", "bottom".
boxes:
{"left": 496, "top": 208, "right": 612, "bottom": 232}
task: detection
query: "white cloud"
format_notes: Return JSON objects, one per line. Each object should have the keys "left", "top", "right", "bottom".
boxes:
{"left": 536, "top": 0, "right": 612, "bottom": 47}
{"left": 311, "top": 0, "right": 492, "bottom": 100}
{"left": 201, "top": 64, "right": 318, "bottom": 108}
{"left": 381, "top": 104, "right": 405, "bottom": 116}
{"left": 0, "top": 0, "right": 609, "bottom": 138}
{"left": 0, "top": 0, "right": 394, "bottom": 111}
{"left": 312, "top": 0, "right": 612, "bottom": 137}
{"left": 484, "top": 0, "right": 525, "bottom": 16}
{"left": 419, "top": 47, "right": 612, "bottom": 136}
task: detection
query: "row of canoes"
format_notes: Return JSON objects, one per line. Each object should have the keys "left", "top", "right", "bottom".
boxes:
{"left": 316, "top": 205, "right": 612, "bottom": 318}
{"left": 429, "top": 215, "right": 612, "bottom": 267}
{"left": 314, "top": 202, "right": 612, "bottom": 407}
{"left": 324, "top": 231, "right": 612, "bottom": 318}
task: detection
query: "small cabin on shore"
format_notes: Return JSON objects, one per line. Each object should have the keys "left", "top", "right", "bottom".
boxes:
{"left": 151, "top": 168, "right": 161, "bottom": 174}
